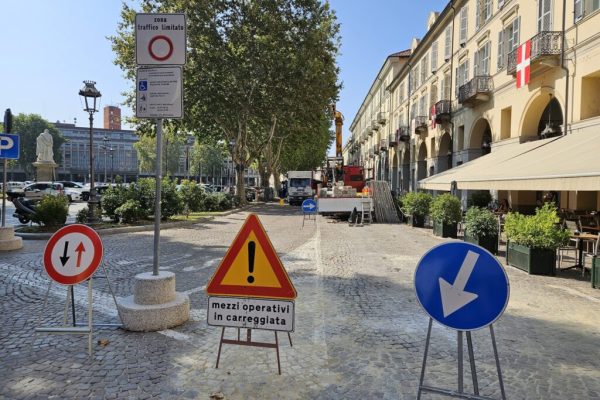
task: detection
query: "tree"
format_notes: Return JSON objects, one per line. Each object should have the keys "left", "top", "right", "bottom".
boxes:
{"left": 10, "top": 114, "right": 65, "bottom": 179}
{"left": 133, "top": 128, "right": 183, "bottom": 176}
{"left": 109, "top": 0, "right": 340, "bottom": 203}
{"left": 189, "top": 142, "right": 226, "bottom": 184}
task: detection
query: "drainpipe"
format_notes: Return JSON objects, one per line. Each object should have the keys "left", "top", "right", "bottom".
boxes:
{"left": 561, "top": 0, "right": 570, "bottom": 135}
{"left": 449, "top": 0, "right": 457, "bottom": 167}
{"left": 406, "top": 62, "right": 413, "bottom": 191}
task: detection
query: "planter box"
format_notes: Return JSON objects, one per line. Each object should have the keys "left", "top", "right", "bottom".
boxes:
{"left": 433, "top": 221, "right": 458, "bottom": 238}
{"left": 506, "top": 241, "right": 556, "bottom": 276}
{"left": 464, "top": 230, "right": 498, "bottom": 255}
{"left": 408, "top": 215, "right": 425, "bottom": 228}
{"left": 592, "top": 257, "right": 600, "bottom": 289}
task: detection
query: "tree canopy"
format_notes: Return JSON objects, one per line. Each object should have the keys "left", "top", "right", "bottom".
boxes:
{"left": 110, "top": 0, "right": 340, "bottom": 201}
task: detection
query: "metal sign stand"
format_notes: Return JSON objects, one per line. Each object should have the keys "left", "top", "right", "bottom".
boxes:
{"left": 215, "top": 327, "right": 293, "bottom": 375}
{"left": 302, "top": 211, "right": 316, "bottom": 228}
{"left": 35, "top": 262, "right": 123, "bottom": 355}
{"left": 417, "top": 318, "right": 506, "bottom": 400}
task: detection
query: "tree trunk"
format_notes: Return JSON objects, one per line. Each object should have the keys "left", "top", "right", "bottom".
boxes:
{"left": 273, "top": 173, "right": 281, "bottom": 192}
{"left": 236, "top": 165, "right": 247, "bottom": 206}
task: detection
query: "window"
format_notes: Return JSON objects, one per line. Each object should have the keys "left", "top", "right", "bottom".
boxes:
{"left": 442, "top": 73, "right": 452, "bottom": 100}
{"left": 419, "top": 95, "right": 427, "bottom": 116}
{"left": 474, "top": 42, "right": 491, "bottom": 76}
{"left": 431, "top": 41, "right": 438, "bottom": 73}
{"left": 460, "top": 6, "right": 469, "bottom": 45}
{"left": 575, "top": 0, "right": 600, "bottom": 21}
{"left": 498, "top": 17, "right": 520, "bottom": 71}
{"left": 445, "top": 26, "right": 452, "bottom": 60}
{"left": 538, "top": 0, "right": 552, "bottom": 32}
{"left": 498, "top": 0, "right": 506, "bottom": 8}
{"left": 421, "top": 55, "right": 428, "bottom": 84}
{"left": 476, "top": 0, "right": 493, "bottom": 28}
{"left": 430, "top": 83, "right": 438, "bottom": 106}
{"left": 413, "top": 64, "right": 420, "bottom": 89}
{"left": 455, "top": 59, "right": 470, "bottom": 96}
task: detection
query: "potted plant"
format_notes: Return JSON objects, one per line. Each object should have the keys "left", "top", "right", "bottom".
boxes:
{"left": 430, "top": 193, "right": 462, "bottom": 238}
{"left": 401, "top": 192, "right": 432, "bottom": 228}
{"left": 463, "top": 206, "right": 498, "bottom": 254}
{"left": 592, "top": 257, "right": 600, "bottom": 289}
{"left": 504, "top": 203, "right": 570, "bottom": 275}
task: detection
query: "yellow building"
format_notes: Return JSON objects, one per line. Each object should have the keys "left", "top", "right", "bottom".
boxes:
{"left": 346, "top": 0, "right": 600, "bottom": 213}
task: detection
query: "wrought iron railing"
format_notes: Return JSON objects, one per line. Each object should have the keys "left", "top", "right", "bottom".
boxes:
{"left": 397, "top": 126, "right": 410, "bottom": 142}
{"left": 414, "top": 116, "right": 428, "bottom": 133}
{"left": 434, "top": 100, "right": 452, "bottom": 116}
{"left": 380, "top": 138, "right": 388, "bottom": 151}
{"left": 458, "top": 76, "right": 493, "bottom": 104}
{"left": 507, "top": 31, "right": 563, "bottom": 74}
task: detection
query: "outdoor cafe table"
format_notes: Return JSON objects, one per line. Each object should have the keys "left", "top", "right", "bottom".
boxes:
{"left": 562, "top": 232, "right": 598, "bottom": 271}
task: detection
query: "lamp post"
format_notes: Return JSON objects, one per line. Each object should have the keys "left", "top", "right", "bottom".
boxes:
{"left": 79, "top": 80, "right": 101, "bottom": 223}
{"left": 185, "top": 136, "right": 193, "bottom": 180}
{"left": 110, "top": 147, "right": 114, "bottom": 182}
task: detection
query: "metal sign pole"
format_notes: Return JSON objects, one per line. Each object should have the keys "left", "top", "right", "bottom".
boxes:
{"left": 1, "top": 159, "right": 6, "bottom": 227}
{"left": 153, "top": 119, "right": 163, "bottom": 276}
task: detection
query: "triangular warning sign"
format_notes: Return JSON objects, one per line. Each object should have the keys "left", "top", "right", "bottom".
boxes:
{"left": 206, "top": 214, "right": 297, "bottom": 299}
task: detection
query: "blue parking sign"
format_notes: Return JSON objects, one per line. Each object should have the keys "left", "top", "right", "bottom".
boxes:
{"left": 0, "top": 133, "right": 19, "bottom": 160}
{"left": 414, "top": 242, "right": 509, "bottom": 331}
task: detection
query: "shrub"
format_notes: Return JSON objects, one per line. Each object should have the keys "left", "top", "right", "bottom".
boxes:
{"left": 32, "top": 195, "right": 69, "bottom": 227}
{"left": 160, "top": 178, "right": 184, "bottom": 219}
{"left": 202, "top": 193, "right": 220, "bottom": 211}
{"left": 115, "top": 200, "right": 145, "bottom": 224}
{"left": 467, "top": 191, "right": 492, "bottom": 208}
{"left": 134, "top": 178, "right": 156, "bottom": 213}
{"left": 76, "top": 207, "right": 90, "bottom": 224}
{"left": 102, "top": 185, "right": 130, "bottom": 222}
{"left": 216, "top": 192, "right": 232, "bottom": 211}
{"left": 504, "top": 203, "right": 570, "bottom": 250}
{"left": 401, "top": 192, "right": 432, "bottom": 218}
{"left": 464, "top": 207, "right": 498, "bottom": 238}
{"left": 430, "top": 194, "right": 462, "bottom": 224}
{"left": 179, "top": 180, "right": 206, "bottom": 212}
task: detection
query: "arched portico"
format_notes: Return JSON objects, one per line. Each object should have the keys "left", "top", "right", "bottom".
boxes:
{"left": 391, "top": 151, "right": 399, "bottom": 192}
{"left": 437, "top": 131, "right": 452, "bottom": 173}
{"left": 468, "top": 117, "right": 492, "bottom": 159}
{"left": 401, "top": 147, "right": 410, "bottom": 193}
{"left": 520, "top": 91, "right": 564, "bottom": 138}
{"left": 417, "top": 142, "right": 428, "bottom": 182}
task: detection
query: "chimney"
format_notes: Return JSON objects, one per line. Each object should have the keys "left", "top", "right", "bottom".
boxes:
{"left": 103, "top": 105, "right": 121, "bottom": 130}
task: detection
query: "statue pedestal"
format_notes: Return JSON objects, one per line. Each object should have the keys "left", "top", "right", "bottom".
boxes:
{"left": 33, "top": 161, "right": 57, "bottom": 181}
{"left": 0, "top": 226, "right": 23, "bottom": 251}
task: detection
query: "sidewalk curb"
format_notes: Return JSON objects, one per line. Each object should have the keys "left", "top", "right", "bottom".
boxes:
{"left": 15, "top": 204, "right": 256, "bottom": 240}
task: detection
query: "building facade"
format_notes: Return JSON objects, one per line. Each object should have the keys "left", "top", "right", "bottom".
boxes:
{"left": 347, "top": 0, "right": 600, "bottom": 211}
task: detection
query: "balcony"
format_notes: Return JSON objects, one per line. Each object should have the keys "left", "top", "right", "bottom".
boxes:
{"left": 414, "top": 116, "right": 428, "bottom": 134}
{"left": 507, "top": 31, "right": 563, "bottom": 75}
{"left": 389, "top": 132, "right": 398, "bottom": 147}
{"left": 433, "top": 100, "right": 452, "bottom": 123}
{"left": 380, "top": 138, "right": 388, "bottom": 151}
{"left": 377, "top": 112, "right": 387, "bottom": 125}
{"left": 374, "top": 144, "right": 380, "bottom": 155}
{"left": 458, "top": 76, "right": 493, "bottom": 107}
{"left": 369, "top": 148, "right": 374, "bottom": 158}
{"left": 397, "top": 126, "right": 410, "bottom": 143}
{"left": 371, "top": 120, "right": 380, "bottom": 131}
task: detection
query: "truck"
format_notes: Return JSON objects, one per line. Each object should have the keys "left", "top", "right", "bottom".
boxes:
{"left": 287, "top": 171, "right": 314, "bottom": 206}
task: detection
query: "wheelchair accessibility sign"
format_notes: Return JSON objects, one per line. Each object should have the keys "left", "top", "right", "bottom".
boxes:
{"left": 138, "top": 80, "right": 148, "bottom": 91}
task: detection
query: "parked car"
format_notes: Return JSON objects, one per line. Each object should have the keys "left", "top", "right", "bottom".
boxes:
{"left": 57, "top": 181, "right": 85, "bottom": 202}
{"left": 19, "top": 182, "right": 64, "bottom": 201}
{"left": 80, "top": 185, "right": 111, "bottom": 201}
{"left": 0, "top": 181, "right": 25, "bottom": 192}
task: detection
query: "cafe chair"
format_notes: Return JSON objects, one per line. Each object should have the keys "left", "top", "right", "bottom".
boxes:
{"left": 583, "top": 235, "right": 600, "bottom": 277}
{"left": 557, "top": 219, "right": 582, "bottom": 269}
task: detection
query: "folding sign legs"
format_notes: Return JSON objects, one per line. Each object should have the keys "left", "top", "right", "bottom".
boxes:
{"left": 417, "top": 318, "right": 506, "bottom": 400}
{"left": 215, "top": 328, "right": 286, "bottom": 375}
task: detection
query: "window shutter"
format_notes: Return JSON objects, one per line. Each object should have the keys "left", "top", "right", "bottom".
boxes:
{"left": 474, "top": 49, "right": 480, "bottom": 76}
{"left": 498, "top": 0, "right": 505, "bottom": 8}
{"left": 460, "top": 6, "right": 468, "bottom": 44}
{"left": 574, "top": 0, "right": 583, "bottom": 21}
{"left": 476, "top": 0, "right": 481, "bottom": 29}
{"left": 445, "top": 26, "right": 452, "bottom": 60}
{"left": 514, "top": 16, "right": 520, "bottom": 49}
{"left": 431, "top": 41, "right": 438, "bottom": 73}
{"left": 497, "top": 29, "right": 505, "bottom": 70}
{"left": 465, "top": 59, "right": 470, "bottom": 84}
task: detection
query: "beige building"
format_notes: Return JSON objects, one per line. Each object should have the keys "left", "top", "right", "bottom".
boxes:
{"left": 346, "top": 0, "right": 600, "bottom": 213}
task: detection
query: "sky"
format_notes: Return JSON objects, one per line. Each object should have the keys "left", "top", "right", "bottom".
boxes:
{"left": 0, "top": 0, "right": 448, "bottom": 153}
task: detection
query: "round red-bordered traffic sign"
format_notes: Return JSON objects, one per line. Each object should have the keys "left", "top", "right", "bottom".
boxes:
{"left": 148, "top": 35, "right": 174, "bottom": 62}
{"left": 43, "top": 224, "right": 104, "bottom": 285}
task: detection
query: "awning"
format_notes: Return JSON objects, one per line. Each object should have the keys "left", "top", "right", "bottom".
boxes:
{"left": 419, "top": 130, "right": 600, "bottom": 191}
{"left": 418, "top": 138, "right": 555, "bottom": 191}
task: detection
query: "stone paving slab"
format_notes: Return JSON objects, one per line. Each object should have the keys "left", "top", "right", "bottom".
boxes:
{"left": 1, "top": 204, "right": 600, "bottom": 399}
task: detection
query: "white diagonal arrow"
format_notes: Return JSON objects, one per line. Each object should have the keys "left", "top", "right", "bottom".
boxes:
{"left": 439, "top": 250, "right": 479, "bottom": 318}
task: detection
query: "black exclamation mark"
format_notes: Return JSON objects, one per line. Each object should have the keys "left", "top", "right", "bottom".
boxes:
{"left": 247, "top": 241, "right": 256, "bottom": 284}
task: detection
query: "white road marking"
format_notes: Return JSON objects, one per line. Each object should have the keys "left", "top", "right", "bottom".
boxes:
{"left": 184, "top": 285, "right": 206, "bottom": 296}
{"left": 546, "top": 285, "right": 600, "bottom": 303}
{"left": 157, "top": 329, "right": 191, "bottom": 341}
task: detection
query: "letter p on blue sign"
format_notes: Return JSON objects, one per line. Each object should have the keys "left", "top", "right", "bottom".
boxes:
{"left": 0, "top": 134, "right": 19, "bottom": 160}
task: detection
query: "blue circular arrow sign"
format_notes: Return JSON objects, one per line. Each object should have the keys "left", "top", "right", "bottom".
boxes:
{"left": 301, "top": 199, "right": 317, "bottom": 213}
{"left": 414, "top": 242, "right": 509, "bottom": 331}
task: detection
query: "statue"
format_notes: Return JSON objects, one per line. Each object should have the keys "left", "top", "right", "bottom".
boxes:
{"left": 36, "top": 129, "right": 54, "bottom": 163}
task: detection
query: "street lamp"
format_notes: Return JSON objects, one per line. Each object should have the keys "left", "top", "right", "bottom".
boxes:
{"left": 79, "top": 80, "right": 101, "bottom": 223}
{"left": 110, "top": 146, "right": 114, "bottom": 182}
{"left": 185, "top": 136, "right": 193, "bottom": 180}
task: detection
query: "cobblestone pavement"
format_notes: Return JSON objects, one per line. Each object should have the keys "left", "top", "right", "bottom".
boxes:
{"left": 1, "top": 204, "right": 600, "bottom": 399}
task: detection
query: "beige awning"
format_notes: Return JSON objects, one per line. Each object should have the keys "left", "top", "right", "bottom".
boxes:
{"left": 418, "top": 138, "right": 555, "bottom": 191}
{"left": 419, "top": 130, "right": 600, "bottom": 191}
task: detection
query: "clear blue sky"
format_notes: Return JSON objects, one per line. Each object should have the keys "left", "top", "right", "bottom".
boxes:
{"left": 0, "top": 0, "right": 448, "bottom": 148}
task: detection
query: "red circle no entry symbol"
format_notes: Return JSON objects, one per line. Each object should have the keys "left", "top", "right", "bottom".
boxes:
{"left": 148, "top": 35, "right": 174, "bottom": 62}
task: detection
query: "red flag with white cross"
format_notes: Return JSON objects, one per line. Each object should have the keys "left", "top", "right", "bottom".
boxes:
{"left": 516, "top": 40, "right": 531, "bottom": 89}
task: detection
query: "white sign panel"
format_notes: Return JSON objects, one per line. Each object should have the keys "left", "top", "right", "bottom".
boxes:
{"left": 136, "top": 67, "right": 183, "bottom": 119}
{"left": 208, "top": 297, "right": 295, "bottom": 332}
{"left": 136, "top": 13, "right": 186, "bottom": 65}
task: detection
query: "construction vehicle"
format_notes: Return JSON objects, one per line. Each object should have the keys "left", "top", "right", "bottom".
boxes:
{"left": 286, "top": 170, "right": 314, "bottom": 206}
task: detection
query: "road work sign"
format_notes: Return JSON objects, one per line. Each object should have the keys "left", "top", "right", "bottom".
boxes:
{"left": 136, "top": 66, "right": 183, "bottom": 119}
{"left": 0, "top": 133, "right": 19, "bottom": 159}
{"left": 414, "top": 242, "right": 509, "bottom": 331}
{"left": 135, "top": 13, "right": 186, "bottom": 65}
{"left": 208, "top": 296, "right": 294, "bottom": 332}
{"left": 206, "top": 213, "right": 297, "bottom": 299}
{"left": 43, "top": 224, "right": 103, "bottom": 285}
